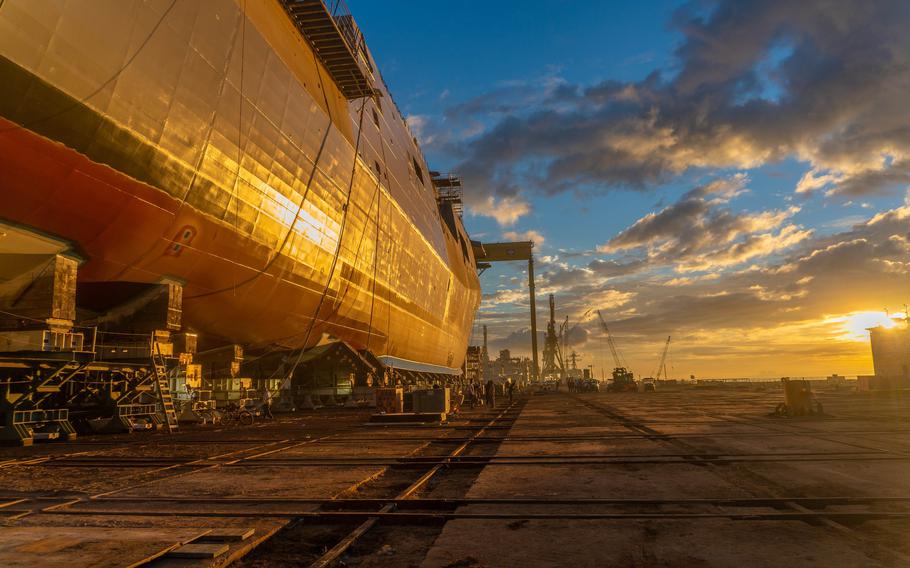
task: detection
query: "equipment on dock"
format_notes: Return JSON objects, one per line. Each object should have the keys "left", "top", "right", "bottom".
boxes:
{"left": 0, "top": 237, "right": 198, "bottom": 444}
{"left": 412, "top": 388, "right": 451, "bottom": 415}
{"left": 774, "top": 378, "right": 823, "bottom": 417}
{"left": 596, "top": 311, "right": 638, "bottom": 392}
{"left": 375, "top": 388, "right": 405, "bottom": 414}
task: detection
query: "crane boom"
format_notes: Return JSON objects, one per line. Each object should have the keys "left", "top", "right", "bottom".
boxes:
{"left": 596, "top": 310, "right": 623, "bottom": 368}
{"left": 654, "top": 335, "right": 671, "bottom": 380}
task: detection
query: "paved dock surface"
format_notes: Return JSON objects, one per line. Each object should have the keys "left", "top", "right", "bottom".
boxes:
{"left": 422, "top": 389, "right": 910, "bottom": 567}
{"left": 2, "top": 386, "right": 910, "bottom": 566}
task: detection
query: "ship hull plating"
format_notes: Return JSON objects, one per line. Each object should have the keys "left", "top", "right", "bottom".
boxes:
{"left": 0, "top": 0, "right": 479, "bottom": 368}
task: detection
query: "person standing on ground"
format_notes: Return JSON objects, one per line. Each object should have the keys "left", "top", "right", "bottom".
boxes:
{"left": 485, "top": 379, "right": 496, "bottom": 407}
{"left": 507, "top": 378, "right": 515, "bottom": 403}
{"left": 466, "top": 381, "right": 476, "bottom": 408}
{"left": 261, "top": 387, "right": 274, "bottom": 419}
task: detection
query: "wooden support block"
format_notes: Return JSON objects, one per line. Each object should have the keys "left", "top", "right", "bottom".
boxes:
{"left": 0, "top": 254, "right": 77, "bottom": 330}
{"left": 165, "top": 543, "right": 230, "bottom": 559}
{"left": 196, "top": 528, "right": 256, "bottom": 542}
{"left": 369, "top": 412, "right": 446, "bottom": 424}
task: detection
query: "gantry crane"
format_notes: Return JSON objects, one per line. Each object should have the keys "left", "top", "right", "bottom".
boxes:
{"left": 596, "top": 310, "right": 637, "bottom": 392}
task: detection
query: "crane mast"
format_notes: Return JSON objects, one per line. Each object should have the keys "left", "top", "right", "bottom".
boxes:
{"left": 596, "top": 310, "right": 623, "bottom": 369}
{"left": 596, "top": 310, "right": 637, "bottom": 392}
{"left": 654, "top": 335, "right": 671, "bottom": 380}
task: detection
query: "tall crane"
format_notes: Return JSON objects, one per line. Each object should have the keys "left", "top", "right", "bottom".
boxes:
{"left": 542, "top": 294, "right": 563, "bottom": 380}
{"left": 596, "top": 310, "right": 623, "bottom": 369}
{"left": 653, "top": 336, "right": 671, "bottom": 380}
{"left": 596, "top": 310, "right": 637, "bottom": 392}
{"left": 557, "top": 315, "right": 569, "bottom": 376}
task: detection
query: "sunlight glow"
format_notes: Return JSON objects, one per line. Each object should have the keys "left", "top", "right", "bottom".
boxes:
{"left": 827, "top": 311, "right": 899, "bottom": 342}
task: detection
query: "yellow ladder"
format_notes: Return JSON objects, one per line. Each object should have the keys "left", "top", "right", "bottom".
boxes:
{"left": 152, "top": 340, "right": 178, "bottom": 433}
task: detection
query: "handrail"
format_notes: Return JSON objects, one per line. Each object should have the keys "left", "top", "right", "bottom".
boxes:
{"left": 322, "top": 0, "right": 363, "bottom": 55}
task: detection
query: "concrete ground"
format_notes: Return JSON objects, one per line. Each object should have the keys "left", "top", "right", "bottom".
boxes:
{"left": 421, "top": 387, "right": 910, "bottom": 567}
{"left": 2, "top": 386, "right": 910, "bottom": 567}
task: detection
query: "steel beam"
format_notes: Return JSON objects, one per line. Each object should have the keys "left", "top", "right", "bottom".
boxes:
{"left": 471, "top": 241, "right": 539, "bottom": 381}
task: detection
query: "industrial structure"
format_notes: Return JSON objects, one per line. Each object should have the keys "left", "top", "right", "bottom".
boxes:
{"left": 471, "top": 241, "right": 539, "bottom": 380}
{"left": 541, "top": 294, "right": 564, "bottom": 381}
{"left": 862, "top": 318, "right": 910, "bottom": 391}
{"left": 489, "top": 349, "right": 534, "bottom": 385}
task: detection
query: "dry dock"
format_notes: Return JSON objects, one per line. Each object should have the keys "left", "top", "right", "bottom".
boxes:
{"left": 2, "top": 386, "right": 910, "bottom": 567}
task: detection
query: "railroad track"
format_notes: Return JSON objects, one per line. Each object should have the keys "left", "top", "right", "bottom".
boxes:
{"left": 0, "top": 398, "right": 528, "bottom": 566}
{"left": 5, "top": 392, "right": 910, "bottom": 566}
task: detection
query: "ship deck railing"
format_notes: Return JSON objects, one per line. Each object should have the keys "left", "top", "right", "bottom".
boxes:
{"left": 280, "top": 0, "right": 376, "bottom": 99}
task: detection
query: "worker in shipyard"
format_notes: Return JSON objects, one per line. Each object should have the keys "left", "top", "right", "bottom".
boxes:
{"left": 261, "top": 387, "right": 274, "bottom": 420}
{"left": 466, "top": 381, "right": 476, "bottom": 408}
{"left": 485, "top": 379, "right": 496, "bottom": 407}
{"left": 507, "top": 378, "right": 516, "bottom": 403}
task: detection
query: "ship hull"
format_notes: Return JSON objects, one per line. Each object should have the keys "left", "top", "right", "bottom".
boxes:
{"left": 0, "top": 0, "right": 480, "bottom": 368}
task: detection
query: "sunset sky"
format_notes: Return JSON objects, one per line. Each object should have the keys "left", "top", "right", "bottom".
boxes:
{"left": 351, "top": 0, "right": 910, "bottom": 379}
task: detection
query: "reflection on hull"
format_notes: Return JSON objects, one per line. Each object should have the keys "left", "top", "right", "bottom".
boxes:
{"left": 0, "top": 0, "right": 480, "bottom": 368}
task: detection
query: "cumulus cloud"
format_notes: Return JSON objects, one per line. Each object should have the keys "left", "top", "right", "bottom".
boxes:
{"left": 610, "top": 203, "right": 910, "bottom": 336}
{"left": 488, "top": 324, "right": 591, "bottom": 355}
{"left": 596, "top": 174, "right": 806, "bottom": 272}
{"left": 405, "top": 115, "right": 433, "bottom": 145}
{"left": 502, "top": 229, "right": 545, "bottom": 246}
{"left": 478, "top": 200, "right": 910, "bottom": 376}
{"left": 676, "top": 224, "right": 812, "bottom": 272}
{"left": 452, "top": 0, "right": 910, "bottom": 201}
{"left": 449, "top": 1, "right": 910, "bottom": 377}
{"left": 468, "top": 195, "right": 531, "bottom": 226}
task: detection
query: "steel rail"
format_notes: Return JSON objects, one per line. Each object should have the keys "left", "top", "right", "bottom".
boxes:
{"left": 23, "top": 508, "right": 910, "bottom": 523}
{"left": 41, "top": 495, "right": 910, "bottom": 507}
{"left": 28, "top": 449, "right": 902, "bottom": 468}
{"left": 309, "top": 399, "right": 526, "bottom": 568}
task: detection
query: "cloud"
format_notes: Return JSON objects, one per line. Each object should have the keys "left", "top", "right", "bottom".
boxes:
{"left": 596, "top": 175, "right": 805, "bottom": 272}
{"left": 449, "top": 0, "right": 910, "bottom": 201}
{"left": 487, "top": 325, "right": 591, "bottom": 355}
{"left": 795, "top": 168, "right": 843, "bottom": 195}
{"left": 405, "top": 115, "right": 433, "bottom": 145}
{"left": 468, "top": 195, "right": 531, "bottom": 226}
{"left": 502, "top": 229, "right": 545, "bottom": 246}
{"left": 482, "top": 288, "right": 529, "bottom": 307}
{"left": 446, "top": 1, "right": 910, "bottom": 377}
{"left": 587, "top": 258, "right": 647, "bottom": 278}
{"left": 676, "top": 224, "right": 812, "bottom": 272}
{"left": 477, "top": 200, "right": 910, "bottom": 377}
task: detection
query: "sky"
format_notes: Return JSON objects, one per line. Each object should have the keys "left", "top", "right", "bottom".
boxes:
{"left": 348, "top": 0, "right": 910, "bottom": 379}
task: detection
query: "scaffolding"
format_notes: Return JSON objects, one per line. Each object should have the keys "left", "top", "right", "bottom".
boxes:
{"left": 432, "top": 173, "right": 464, "bottom": 219}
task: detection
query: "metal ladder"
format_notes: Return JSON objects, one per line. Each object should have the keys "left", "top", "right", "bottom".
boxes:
{"left": 151, "top": 339, "right": 178, "bottom": 433}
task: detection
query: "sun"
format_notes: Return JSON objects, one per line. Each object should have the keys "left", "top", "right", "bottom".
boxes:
{"left": 831, "top": 311, "right": 900, "bottom": 342}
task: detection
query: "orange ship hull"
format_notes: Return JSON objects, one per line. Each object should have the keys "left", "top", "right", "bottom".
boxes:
{"left": 0, "top": 0, "right": 480, "bottom": 368}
